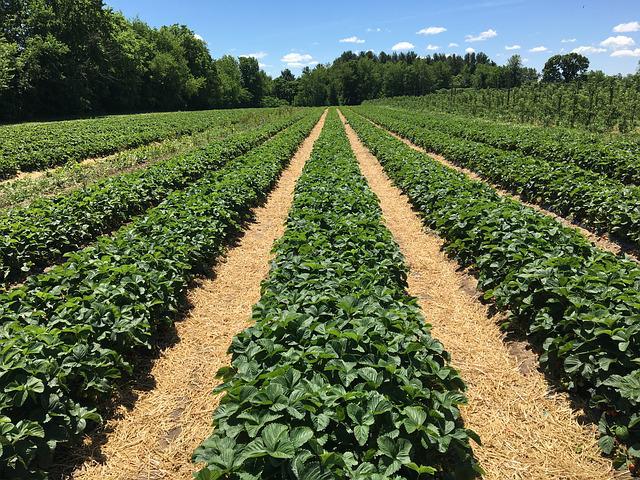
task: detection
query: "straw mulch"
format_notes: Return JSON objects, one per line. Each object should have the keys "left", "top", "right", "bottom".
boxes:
{"left": 339, "top": 109, "right": 614, "bottom": 480}
{"left": 70, "top": 111, "right": 327, "bottom": 480}
{"left": 378, "top": 120, "right": 635, "bottom": 261}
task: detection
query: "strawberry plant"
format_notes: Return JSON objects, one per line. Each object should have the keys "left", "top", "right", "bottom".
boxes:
{"left": 357, "top": 106, "right": 640, "bottom": 250}
{"left": 344, "top": 108, "right": 640, "bottom": 472}
{"left": 0, "top": 111, "right": 322, "bottom": 479}
{"left": 0, "top": 111, "right": 305, "bottom": 286}
{"left": 194, "top": 110, "right": 481, "bottom": 479}
{"left": 364, "top": 104, "right": 640, "bottom": 185}
{"left": 0, "top": 107, "right": 299, "bottom": 179}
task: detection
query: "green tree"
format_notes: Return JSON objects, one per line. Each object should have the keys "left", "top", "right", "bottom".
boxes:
{"left": 273, "top": 68, "right": 297, "bottom": 104}
{"left": 543, "top": 53, "right": 589, "bottom": 83}
{"left": 559, "top": 52, "right": 589, "bottom": 82}
{"left": 506, "top": 54, "right": 523, "bottom": 87}
{"left": 239, "top": 56, "right": 264, "bottom": 107}
{"left": 216, "top": 55, "right": 248, "bottom": 107}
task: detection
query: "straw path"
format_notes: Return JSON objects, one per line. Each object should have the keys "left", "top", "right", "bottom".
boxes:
{"left": 363, "top": 115, "right": 636, "bottom": 260}
{"left": 70, "top": 110, "right": 327, "bottom": 480}
{"left": 339, "top": 109, "right": 614, "bottom": 480}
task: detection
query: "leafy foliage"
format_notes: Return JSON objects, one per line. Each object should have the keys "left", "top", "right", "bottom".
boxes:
{"left": 0, "top": 109, "right": 303, "bottom": 286}
{"left": 343, "top": 108, "right": 640, "bottom": 471}
{"left": 0, "top": 107, "right": 296, "bottom": 179}
{"left": 366, "top": 104, "right": 640, "bottom": 185}
{"left": 0, "top": 109, "right": 288, "bottom": 209}
{"left": 364, "top": 72, "right": 640, "bottom": 132}
{"left": 0, "top": 111, "right": 322, "bottom": 479}
{"left": 194, "top": 110, "right": 481, "bottom": 479}
{"left": 357, "top": 105, "right": 640, "bottom": 250}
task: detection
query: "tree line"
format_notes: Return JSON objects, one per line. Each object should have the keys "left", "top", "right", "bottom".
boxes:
{"left": 286, "top": 50, "right": 538, "bottom": 106}
{"left": 1, "top": 0, "right": 638, "bottom": 123}
{"left": 0, "top": 0, "right": 271, "bottom": 121}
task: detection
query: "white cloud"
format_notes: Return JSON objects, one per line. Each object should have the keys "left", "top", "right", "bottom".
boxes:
{"left": 240, "top": 51, "right": 268, "bottom": 59}
{"left": 600, "top": 35, "right": 635, "bottom": 49}
{"left": 194, "top": 34, "right": 204, "bottom": 42}
{"left": 391, "top": 41, "right": 415, "bottom": 51}
{"left": 613, "top": 21, "right": 640, "bottom": 33}
{"left": 417, "top": 26, "right": 447, "bottom": 35}
{"left": 258, "top": 63, "right": 270, "bottom": 68}
{"left": 465, "top": 47, "right": 476, "bottom": 54}
{"left": 448, "top": 42, "right": 459, "bottom": 47}
{"left": 367, "top": 27, "right": 382, "bottom": 32}
{"left": 280, "top": 52, "right": 318, "bottom": 68}
{"left": 465, "top": 28, "right": 497, "bottom": 42}
{"left": 561, "top": 38, "right": 576, "bottom": 43}
{"left": 426, "top": 44, "right": 439, "bottom": 51}
{"left": 571, "top": 46, "right": 606, "bottom": 54}
{"left": 611, "top": 48, "right": 640, "bottom": 57}
{"left": 529, "top": 45, "right": 548, "bottom": 52}
{"left": 340, "top": 36, "right": 365, "bottom": 44}
{"left": 522, "top": 57, "right": 530, "bottom": 63}
{"left": 505, "top": 44, "right": 521, "bottom": 50}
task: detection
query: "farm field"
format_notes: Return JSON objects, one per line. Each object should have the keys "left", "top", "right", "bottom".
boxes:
{"left": 4, "top": 1, "right": 640, "bottom": 478}
{"left": 0, "top": 108, "right": 297, "bottom": 180}
{"left": 0, "top": 101, "right": 638, "bottom": 480}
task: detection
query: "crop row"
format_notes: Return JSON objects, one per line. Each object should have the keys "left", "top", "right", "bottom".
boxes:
{"left": 0, "top": 115, "right": 271, "bottom": 210}
{"left": 194, "top": 110, "right": 481, "bottom": 480}
{"left": 356, "top": 106, "right": 640, "bottom": 251}
{"left": 0, "top": 111, "right": 306, "bottom": 287}
{"left": 0, "top": 111, "right": 322, "bottom": 479}
{"left": 343, "top": 108, "right": 640, "bottom": 472}
{"left": 0, "top": 108, "right": 298, "bottom": 179}
{"left": 364, "top": 103, "right": 640, "bottom": 185}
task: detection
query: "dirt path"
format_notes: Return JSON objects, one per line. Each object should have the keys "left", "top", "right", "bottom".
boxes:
{"left": 364, "top": 116, "right": 636, "bottom": 260}
{"left": 71, "top": 111, "right": 326, "bottom": 480}
{"left": 339, "top": 110, "right": 613, "bottom": 480}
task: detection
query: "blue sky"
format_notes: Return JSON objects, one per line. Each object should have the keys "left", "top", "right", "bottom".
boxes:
{"left": 105, "top": 0, "right": 640, "bottom": 77}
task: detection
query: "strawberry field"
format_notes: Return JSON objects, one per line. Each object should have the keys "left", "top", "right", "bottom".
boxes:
{"left": 0, "top": 103, "right": 638, "bottom": 480}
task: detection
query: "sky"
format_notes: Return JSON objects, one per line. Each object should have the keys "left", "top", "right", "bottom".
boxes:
{"left": 104, "top": 0, "right": 640, "bottom": 77}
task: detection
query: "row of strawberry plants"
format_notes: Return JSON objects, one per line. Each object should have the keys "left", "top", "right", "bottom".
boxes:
{"left": 194, "top": 110, "right": 481, "bottom": 480}
{"left": 0, "top": 108, "right": 296, "bottom": 179}
{"left": 343, "top": 108, "right": 640, "bottom": 473}
{"left": 0, "top": 110, "right": 322, "bottom": 479}
{"left": 0, "top": 111, "right": 305, "bottom": 287}
{"left": 365, "top": 104, "right": 640, "bottom": 185}
{"left": 356, "top": 106, "right": 640, "bottom": 250}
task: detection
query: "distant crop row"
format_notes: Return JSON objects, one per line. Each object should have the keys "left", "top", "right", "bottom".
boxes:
{"left": 195, "top": 110, "right": 481, "bottom": 480}
{"left": 366, "top": 78, "right": 640, "bottom": 133}
{"left": 0, "top": 111, "right": 304, "bottom": 287}
{"left": 0, "top": 108, "right": 296, "bottom": 179}
{"left": 357, "top": 106, "right": 640, "bottom": 251}
{"left": 0, "top": 112, "right": 321, "bottom": 479}
{"left": 373, "top": 105, "right": 640, "bottom": 185}
{"left": 344, "top": 108, "right": 640, "bottom": 472}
